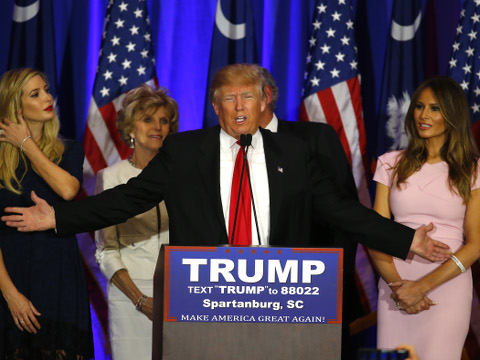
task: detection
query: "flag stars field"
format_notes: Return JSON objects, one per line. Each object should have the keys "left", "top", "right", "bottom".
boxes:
{"left": 137, "top": 66, "right": 146, "bottom": 76}
{"left": 111, "top": 36, "right": 120, "bottom": 46}
{"left": 134, "top": 8, "right": 142, "bottom": 18}
{"left": 126, "top": 42, "right": 136, "bottom": 52}
{"left": 315, "top": 60, "right": 325, "bottom": 70}
{"left": 450, "top": 0, "right": 480, "bottom": 127}
{"left": 103, "top": 70, "right": 113, "bottom": 80}
{"left": 91, "top": 0, "right": 156, "bottom": 107}
{"left": 107, "top": 53, "right": 117, "bottom": 63}
{"left": 118, "top": 76, "right": 128, "bottom": 86}
{"left": 115, "top": 19, "right": 124, "bottom": 28}
{"left": 317, "top": 4, "right": 327, "bottom": 13}
{"left": 130, "top": 25, "right": 139, "bottom": 35}
{"left": 100, "top": 87, "right": 109, "bottom": 97}
{"left": 335, "top": 52, "right": 345, "bottom": 62}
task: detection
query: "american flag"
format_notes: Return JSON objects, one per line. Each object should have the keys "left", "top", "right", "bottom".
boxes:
{"left": 78, "top": 0, "right": 157, "bottom": 354}
{"left": 449, "top": 1, "right": 480, "bottom": 357}
{"left": 449, "top": 0, "right": 480, "bottom": 146}
{"left": 83, "top": 0, "right": 157, "bottom": 186}
{"left": 299, "top": 0, "right": 370, "bottom": 208}
{"left": 299, "top": 0, "right": 377, "bottom": 322}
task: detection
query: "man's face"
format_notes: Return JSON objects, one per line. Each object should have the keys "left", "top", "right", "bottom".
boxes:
{"left": 213, "top": 84, "right": 266, "bottom": 139}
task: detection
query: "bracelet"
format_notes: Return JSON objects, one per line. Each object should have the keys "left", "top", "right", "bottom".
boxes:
{"left": 450, "top": 254, "right": 466, "bottom": 273}
{"left": 51, "top": 206, "right": 58, "bottom": 234}
{"left": 20, "top": 135, "right": 32, "bottom": 152}
{"left": 135, "top": 294, "right": 148, "bottom": 311}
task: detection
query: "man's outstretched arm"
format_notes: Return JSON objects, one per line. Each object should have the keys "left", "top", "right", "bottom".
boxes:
{"left": 411, "top": 222, "right": 450, "bottom": 262}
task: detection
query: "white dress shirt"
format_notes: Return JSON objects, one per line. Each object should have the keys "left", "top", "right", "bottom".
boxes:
{"left": 264, "top": 113, "right": 279, "bottom": 133}
{"left": 219, "top": 129, "right": 270, "bottom": 245}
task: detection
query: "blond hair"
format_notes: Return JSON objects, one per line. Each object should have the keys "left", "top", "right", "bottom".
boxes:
{"left": 0, "top": 68, "right": 64, "bottom": 194}
{"left": 116, "top": 84, "right": 179, "bottom": 145}
{"left": 209, "top": 63, "right": 266, "bottom": 105}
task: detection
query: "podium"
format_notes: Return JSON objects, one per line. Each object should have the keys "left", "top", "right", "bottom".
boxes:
{"left": 153, "top": 246, "right": 343, "bottom": 359}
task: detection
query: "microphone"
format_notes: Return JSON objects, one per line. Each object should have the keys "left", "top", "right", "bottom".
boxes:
{"left": 240, "top": 134, "right": 252, "bottom": 147}
{"left": 243, "top": 140, "right": 261, "bottom": 245}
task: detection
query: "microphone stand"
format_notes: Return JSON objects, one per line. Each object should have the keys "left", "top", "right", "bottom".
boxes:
{"left": 230, "top": 134, "right": 261, "bottom": 245}
{"left": 230, "top": 145, "right": 247, "bottom": 245}
{"left": 245, "top": 158, "right": 261, "bottom": 244}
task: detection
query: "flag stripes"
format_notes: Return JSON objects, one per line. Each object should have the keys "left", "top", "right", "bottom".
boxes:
{"left": 300, "top": 77, "right": 370, "bottom": 207}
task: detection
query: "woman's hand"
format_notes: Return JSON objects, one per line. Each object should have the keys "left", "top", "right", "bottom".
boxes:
{"left": 403, "top": 296, "right": 436, "bottom": 314}
{"left": 390, "top": 279, "right": 429, "bottom": 309}
{"left": 0, "top": 111, "right": 32, "bottom": 148}
{"left": 140, "top": 297, "right": 154, "bottom": 321}
{"left": 3, "top": 289, "right": 41, "bottom": 333}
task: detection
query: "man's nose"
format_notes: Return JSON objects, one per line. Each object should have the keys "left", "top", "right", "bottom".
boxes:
{"left": 235, "top": 97, "right": 245, "bottom": 110}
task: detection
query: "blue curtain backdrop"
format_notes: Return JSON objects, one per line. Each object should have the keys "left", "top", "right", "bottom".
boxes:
{"left": 0, "top": 0, "right": 462, "bottom": 162}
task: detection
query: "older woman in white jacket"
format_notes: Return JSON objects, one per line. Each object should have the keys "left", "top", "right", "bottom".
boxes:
{"left": 94, "top": 85, "right": 178, "bottom": 360}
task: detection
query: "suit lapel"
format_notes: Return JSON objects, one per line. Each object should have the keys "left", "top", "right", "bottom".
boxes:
{"left": 197, "top": 126, "right": 227, "bottom": 233}
{"left": 260, "top": 128, "right": 285, "bottom": 238}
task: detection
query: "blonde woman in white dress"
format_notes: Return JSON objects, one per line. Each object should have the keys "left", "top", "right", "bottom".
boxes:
{"left": 94, "top": 85, "right": 179, "bottom": 360}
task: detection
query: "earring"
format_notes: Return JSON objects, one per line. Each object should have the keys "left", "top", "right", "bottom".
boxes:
{"left": 129, "top": 133, "right": 135, "bottom": 148}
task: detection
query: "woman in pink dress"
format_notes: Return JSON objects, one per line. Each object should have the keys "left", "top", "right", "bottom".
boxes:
{"left": 370, "top": 76, "right": 480, "bottom": 360}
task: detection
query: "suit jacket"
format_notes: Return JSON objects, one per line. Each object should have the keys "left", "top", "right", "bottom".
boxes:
{"left": 277, "top": 120, "right": 364, "bottom": 343}
{"left": 55, "top": 126, "right": 413, "bottom": 258}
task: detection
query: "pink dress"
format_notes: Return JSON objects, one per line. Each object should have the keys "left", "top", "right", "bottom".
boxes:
{"left": 373, "top": 151, "right": 480, "bottom": 360}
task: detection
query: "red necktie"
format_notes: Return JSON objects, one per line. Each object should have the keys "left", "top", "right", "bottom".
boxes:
{"left": 228, "top": 143, "right": 252, "bottom": 246}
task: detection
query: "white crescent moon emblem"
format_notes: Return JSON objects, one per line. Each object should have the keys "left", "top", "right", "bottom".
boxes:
{"left": 391, "top": 11, "right": 422, "bottom": 41}
{"left": 215, "top": 0, "right": 246, "bottom": 40}
{"left": 13, "top": 0, "right": 40, "bottom": 23}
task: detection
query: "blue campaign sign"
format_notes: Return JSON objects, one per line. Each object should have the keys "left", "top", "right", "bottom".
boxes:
{"left": 163, "top": 246, "right": 343, "bottom": 324}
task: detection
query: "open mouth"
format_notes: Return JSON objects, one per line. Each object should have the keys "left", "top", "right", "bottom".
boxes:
{"left": 150, "top": 135, "right": 163, "bottom": 140}
{"left": 235, "top": 116, "right": 246, "bottom": 125}
{"left": 418, "top": 123, "right": 432, "bottom": 130}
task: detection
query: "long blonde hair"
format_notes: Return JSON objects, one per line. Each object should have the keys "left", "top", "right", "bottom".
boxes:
{"left": 394, "top": 76, "right": 479, "bottom": 203}
{"left": 0, "top": 68, "right": 64, "bottom": 194}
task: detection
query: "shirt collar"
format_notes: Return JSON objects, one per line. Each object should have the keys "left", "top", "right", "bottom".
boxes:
{"left": 264, "top": 113, "right": 278, "bottom": 133}
{"left": 219, "top": 127, "right": 261, "bottom": 151}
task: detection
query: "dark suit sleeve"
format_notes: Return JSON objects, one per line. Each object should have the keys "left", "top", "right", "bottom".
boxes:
{"left": 309, "top": 154, "right": 413, "bottom": 259}
{"left": 54, "top": 139, "right": 173, "bottom": 236}
{"left": 315, "top": 124, "right": 358, "bottom": 199}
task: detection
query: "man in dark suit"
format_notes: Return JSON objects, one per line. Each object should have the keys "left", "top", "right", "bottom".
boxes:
{"left": 257, "top": 66, "right": 366, "bottom": 359}
{"left": 3, "top": 64, "right": 446, "bottom": 263}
